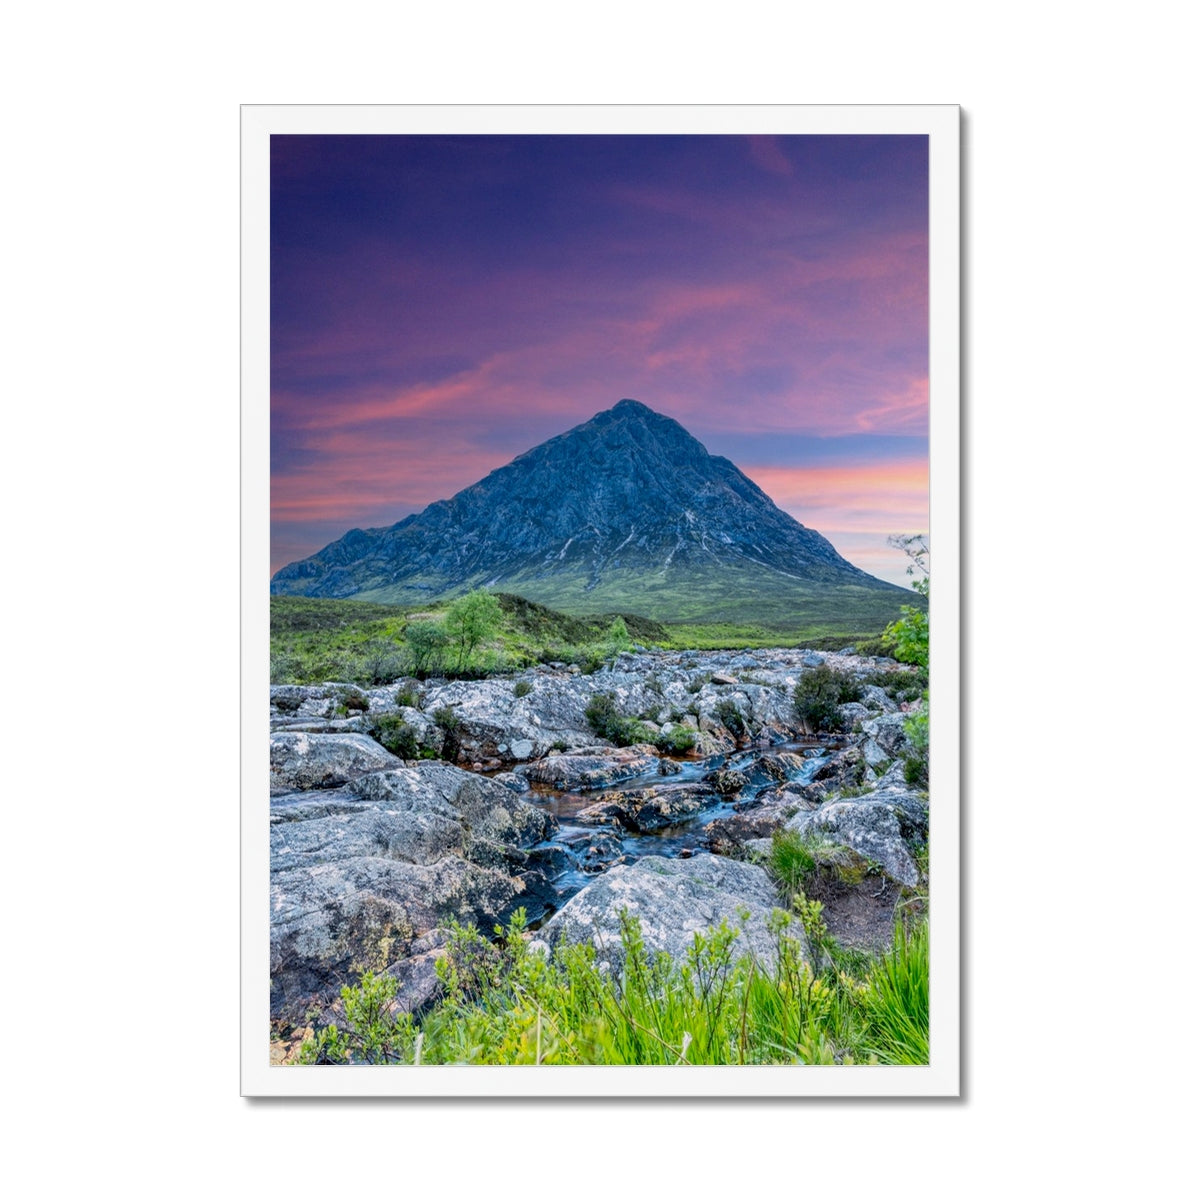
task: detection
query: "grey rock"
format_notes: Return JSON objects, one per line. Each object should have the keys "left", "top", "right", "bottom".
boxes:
{"left": 784, "top": 790, "right": 928, "bottom": 888}
{"left": 861, "top": 712, "right": 913, "bottom": 757}
{"left": 269, "top": 760, "right": 556, "bottom": 1021}
{"left": 861, "top": 738, "right": 891, "bottom": 770}
{"left": 575, "top": 783, "right": 717, "bottom": 832}
{"left": 538, "top": 854, "right": 786, "bottom": 972}
{"left": 269, "top": 731, "right": 402, "bottom": 793}
{"left": 860, "top": 685, "right": 899, "bottom": 714}
{"left": 516, "top": 747, "right": 661, "bottom": 791}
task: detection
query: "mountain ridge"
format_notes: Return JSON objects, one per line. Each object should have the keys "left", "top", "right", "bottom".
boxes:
{"left": 271, "top": 399, "right": 911, "bottom": 625}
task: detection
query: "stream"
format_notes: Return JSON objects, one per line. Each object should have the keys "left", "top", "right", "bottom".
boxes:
{"left": 519, "top": 738, "right": 839, "bottom": 922}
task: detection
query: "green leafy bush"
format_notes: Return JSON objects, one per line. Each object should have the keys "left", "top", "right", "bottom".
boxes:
{"left": 513, "top": 679, "right": 533, "bottom": 698}
{"left": 366, "top": 713, "right": 422, "bottom": 759}
{"left": 361, "top": 639, "right": 405, "bottom": 685}
{"left": 584, "top": 693, "right": 651, "bottom": 746}
{"left": 656, "top": 726, "right": 697, "bottom": 754}
{"left": 903, "top": 696, "right": 929, "bottom": 787}
{"left": 793, "top": 664, "right": 863, "bottom": 732}
{"left": 881, "top": 534, "right": 929, "bottom": 670}
{"left": 297, "top": 971, "right": 418, "bottom": 1065}
{"left": 714, "top": 697, "right": 747, "bottom": 738}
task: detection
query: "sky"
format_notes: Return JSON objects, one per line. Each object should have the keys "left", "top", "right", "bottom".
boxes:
{"left": 271, "top": 134, "right": 928, "bottom": 587}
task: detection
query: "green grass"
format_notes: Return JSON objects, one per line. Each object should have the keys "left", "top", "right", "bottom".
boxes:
{"left": 270, "top": 593, "right": 904, "bottom": 686}
{"left": 295, "top": 903, "right": 929, "bottom": 1067}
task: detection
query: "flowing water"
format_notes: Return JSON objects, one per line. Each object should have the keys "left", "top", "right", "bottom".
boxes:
{"left": 522, "top": 738, "right": 839, "bottom": 918}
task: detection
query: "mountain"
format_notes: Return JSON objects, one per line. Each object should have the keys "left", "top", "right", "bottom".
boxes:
{"left": 271, "top": 399, "right": 913, "bottom": 628}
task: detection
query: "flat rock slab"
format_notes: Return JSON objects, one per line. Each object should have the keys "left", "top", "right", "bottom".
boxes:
{"left": 270, "top": 731, "right": 401, "bottom": 793}
{"left": 516, "top": 747, "right": 664, "bottom": 791}
{"left": 537, "top": 854, "right": 785, "bottom": 972}
{"left": 575, "top": 782, "right": 719, "bottom": 832}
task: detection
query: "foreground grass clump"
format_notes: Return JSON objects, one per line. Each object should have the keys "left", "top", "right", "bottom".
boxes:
{"left": 297, "top": 902, "right": 928, "bottom": 1067}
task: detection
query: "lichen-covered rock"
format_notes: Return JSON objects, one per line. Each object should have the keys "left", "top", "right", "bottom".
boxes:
{"left": 860, "top": 712, "right": 913, "bottom": 757}
{"left": 784, "top": 789, "right": 928, "bottom": 888}
{"left": 269, "top": 731, "right": 402, "bottom": 793}
{"left": 538, "top": 854, "right": 785, "bottom": 971}
{"left": 575, "top": 783, "right": 718, "bottom": 832}
{"left": 516, "top": 747, "right": 664, "bottom": 791}
{"left": 269, "top": 760, "right": 556, "bottom": 1021}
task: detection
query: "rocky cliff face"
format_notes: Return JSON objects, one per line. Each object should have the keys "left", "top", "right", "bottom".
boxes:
{"left": 270, "top": 399, "right": 907, "bottom": 622}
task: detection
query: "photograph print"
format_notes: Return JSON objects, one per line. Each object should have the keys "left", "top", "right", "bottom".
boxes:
{"left": 248, "top": 107, "right": 958, "bottom": 1096}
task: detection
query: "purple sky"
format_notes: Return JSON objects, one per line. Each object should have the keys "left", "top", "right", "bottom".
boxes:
{"left": 271, "top": 134, "right": 928, "bottom": 587}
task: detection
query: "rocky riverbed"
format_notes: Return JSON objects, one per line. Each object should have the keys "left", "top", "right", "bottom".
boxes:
{"left": 268, "top": 646, "right": 929, "bottom": 1042}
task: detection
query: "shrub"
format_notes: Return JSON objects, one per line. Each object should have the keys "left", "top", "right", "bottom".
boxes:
{"left": 860, "top": 668, "right": 927, "bottom": 705}
{"left": 656, "top": 727, "right": 697, "bottom": 754}
{"left": 367, "top": 714, "right": 421, "bottom": 759}
{"left": 433, "top": 705, "right": 462, "bottom": 761}
{"left": 902, "top": 696, "right": 929, "bottom": 787}
{"left": 297, "top": 971, "right": 417, "bottom": 1065}
{"left": 394, "top": 685, "right": 419, "bottom": 709}
{"left": 513, "top": 679, "right": 533, "bottom": 698}
{"left": 361, "top": 639, "right": 405, "bottom": 685}
{"left": 584, "top": 693, "right": 653, "bottom": 747}
{"left": 604, "top": 616, "right": 632, "bottom": 661}
{"left": 881, "top": 534, "right": 930, "bottom": 670}
{"left": 714, "top": 698, "right": 747, "bottom": 738}
{"left": 339, "top": 690, "right": 370, "bottom": 713}
{"left": 793, "top": 664, "right": 862, "bottom": 732}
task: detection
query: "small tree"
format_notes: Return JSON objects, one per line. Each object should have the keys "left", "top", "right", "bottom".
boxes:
{"left": 404, "top": 617, "right": 449, "bottom": 677}
{"left": 882, "top": 534, "right": 929, "bottom": 670}
{"left": 444, "top": 589, "right": 503, "bottom": 674}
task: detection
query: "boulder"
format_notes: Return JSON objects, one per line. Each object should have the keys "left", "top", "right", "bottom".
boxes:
{"left": 269, "top": 760, "right": 557, "bottom": 1021}
{"left": 784, "top": 789, "right": 928, "bottom": 889}
{"left": 575, "top": 783, "right": 718, "bottom": 832}
{"left": 860, "top": 685, "right": 899, "bottom": 714}
{"left": 516, "top": 747, "right": 663, "bottom": 791}
{"left": 706, "top": 767, "right": 749, "bottom": 795}
{"left": 269, "top": 731, "right": 402, "bottom": 793}
{"left": 556, "top": 828, "right": 626, "bottom": 873}
{"left": 738, "top": 751, "right": 811, "bottom": 789}
{"left": 538, "top": 854, "right": 785, "bottom": 972}
{"left": 861, "top": 713, "right": 912, "bottom": 757}
{"left": 422, "top": 671, "right": 667, "bottom": 762}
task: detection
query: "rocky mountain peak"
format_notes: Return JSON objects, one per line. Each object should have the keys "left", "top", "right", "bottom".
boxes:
{"left": 271, "top": 399, "right": 906, "bottom": 623}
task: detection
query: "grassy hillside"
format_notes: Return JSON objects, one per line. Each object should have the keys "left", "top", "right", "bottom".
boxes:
{"left": 352, "top": 556, "right": 915, "bottom": 632}
{"left": 269, "top": 591, "right": 909, "bottom": 684}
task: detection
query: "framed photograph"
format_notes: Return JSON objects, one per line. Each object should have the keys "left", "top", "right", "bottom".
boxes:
{"left": 241, "top": 104, "right": 960, "bottom": 1097}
